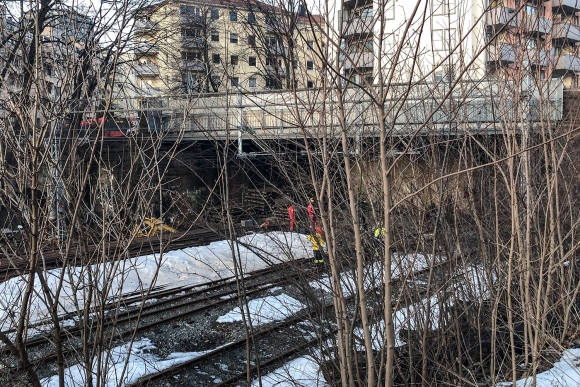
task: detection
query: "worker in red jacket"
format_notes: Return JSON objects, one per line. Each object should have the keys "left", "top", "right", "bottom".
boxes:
{"left": 307, "top": 198, "right": 317, "bottom": 231}
{"left": 288, "top": 205, "right": 295, "bottom": 231}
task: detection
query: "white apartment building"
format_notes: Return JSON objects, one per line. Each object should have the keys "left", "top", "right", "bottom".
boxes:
{"left": 338, "top": 0, "right": 580, "bottom": 88}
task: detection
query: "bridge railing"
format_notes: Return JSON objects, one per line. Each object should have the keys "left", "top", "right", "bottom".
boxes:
{"left": 59, "top": 78, "right": 564, "bottom": 140}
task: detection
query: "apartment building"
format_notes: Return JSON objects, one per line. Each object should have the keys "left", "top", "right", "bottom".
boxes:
{"left": 0, "top": 6, "right": 94, "bottom": 119}
{"left": 340, "top": 0, "right": 580, "bottom": 88}
{"left": 133, "top": 0, "right": 323, "bottom": 95}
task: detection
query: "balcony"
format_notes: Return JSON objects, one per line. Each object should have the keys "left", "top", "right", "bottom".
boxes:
{"left": 553, "top": 55, "right": 580, "bottom": 75}
{"left": 342, "top": 0, "right": 372, "bottom": 10}
{"left": 521, "top": 14, "right": 552, "bottom": 36}
{"left": 524, "top": 48, "right": 551, "bottom": 67}
{"left": 180, "top": 36, "right": 205, "bottom": 49}
{"left": 179, "top": 14, "right": 205, "bottom": 25}
{"left": 486, "top": 6, "right": 518, "bottom": 29}
{"left": 266, "top": 65, "right": 286, "bottom": 77}
{"left": 553, "top": 23, "right": 580, "bottom": 44}
{"left": 134, "top": 20, "right": 158, "bottom": 35}
{"left": 181, "top": 60, "right": 206, "bottom": 72}
{"left": 487, "top": 44, "right": 517, "bottom": 64}
{"left": 135, "top": 42, "right": 158, "bottom": 55}
{"left": 552, "top": 0, "right": 580, "bottom": 15}
{"left": 343, "top": 16, "right": 374, "bottom": 37}
{"left": 266, "top": 44, "right": 288, "bottom": 56}
{"left": 134, "top": 63, "right": 160, "bottom": 76}
{"left": 343, "top": 51, "right": 374, "bottom": 71}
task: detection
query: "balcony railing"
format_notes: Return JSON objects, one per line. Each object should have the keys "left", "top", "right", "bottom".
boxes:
{"left": 266, "top": 65, "right": 286, "bottom": 77}
{"left": 525, "top": 48, "right": 551, "bottom": 67}
{"left": 343, "top": 51, "right": 374, "bottom": 71}
{"left": 554, "top": 54, "right": 580, "bottom": 74}
{"left": 180, "top": 36, "right": 205, "bottom": 49}
{"left": 135, "top": 63, "right": 160, "bottom": 76}
{"left": 487, "top": 44, "right": 517, "bottom": 63}
{"left": 521, "top": 14, "right": 552, "bottom": 35}
{"left": 343, "top": 16, "right": 375, "bottom": 36}
{"left": 266, "top": 44, "right": 287, "bottom": 56}
{"left": 553, "top": 23, "right": 580, "bottom": 44}
{"left": 179, "top": 14, "right": 205, "bottom": 25}
{"left": 135, "top": 42, "right": 158, "bottom": 55}
{"left": 486, "top": 6, "right": 518, "bottom": 29}
{"left": 181, "top": 60, "right": 206, "bottom": 72}
{"left": 552, "top": 0, "right": 580, "bottom": 14}
{"left": 134, "top": 20, "right": 158, "bottom": 34}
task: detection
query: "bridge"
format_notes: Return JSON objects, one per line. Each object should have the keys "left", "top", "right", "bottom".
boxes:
{"left": 84, "top": 78, "right": 564, "bottom": 153}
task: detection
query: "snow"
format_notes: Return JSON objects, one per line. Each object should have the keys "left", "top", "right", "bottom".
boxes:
{"left": 308, "top": 253, "right": 441, "bottom": 296}
{"left": 496, "top": 349, "right": 580, "bottom": 387}
{"left": 41, "top": 338, "right": 214, "bottom": 387}
{"left": 0, "top": 232, "right": 310, "bottom": 332}
{"left": 251, "top": 356, "right": 328, "bottom": 387}
{"left": 217, "top": 293, "right": 305, "bottom": 325}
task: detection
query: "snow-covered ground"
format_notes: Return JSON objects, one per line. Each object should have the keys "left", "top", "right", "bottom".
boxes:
{"left": 496, "top": 349, "right": 580, "bottom": 387}
{"left": 217, "top": 293, "right": 306, "bottom": 325}
{"left": 41, "top": 338, "right": 216, "bottom": 387}
{"left": 0, "top": 232, "right": 311, "bottom": 332}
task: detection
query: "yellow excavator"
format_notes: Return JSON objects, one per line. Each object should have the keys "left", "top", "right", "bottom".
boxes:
{"left": 133, "top": 218, "right": 178, "bottom": 237}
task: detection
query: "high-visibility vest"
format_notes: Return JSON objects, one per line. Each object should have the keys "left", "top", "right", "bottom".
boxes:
{"left": 307, "top": 234, "right": 324, "bottom": 251}
{"left": 374, "top": 228, "right": 385, "bottom": 238}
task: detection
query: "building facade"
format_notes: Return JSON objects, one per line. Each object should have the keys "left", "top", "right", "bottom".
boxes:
{"left": 339, "top": 0, "right": 580, "bottom": 88}
{"left": 133, "top": 0, "right": 323, "bottom": 95}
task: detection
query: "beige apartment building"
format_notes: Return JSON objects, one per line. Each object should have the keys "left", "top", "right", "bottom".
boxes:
{"left": 340, "top": 0, "right": 580, "bottom": 88}
{"left": 133, "top": 0, "right": 323, "bottom": 95}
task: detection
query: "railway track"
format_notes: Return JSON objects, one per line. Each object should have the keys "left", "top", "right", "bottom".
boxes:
{"left": 124, "top": 255, "right": 455, "bottom": 387}
{"left": 3, "top": 257, "right": 314, "bottom": 372}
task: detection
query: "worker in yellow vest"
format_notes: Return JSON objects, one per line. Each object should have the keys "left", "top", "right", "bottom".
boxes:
{"left": 307, "top": 232, "right": 325, "bottom": 265}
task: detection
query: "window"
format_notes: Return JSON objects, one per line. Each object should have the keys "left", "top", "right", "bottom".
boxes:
{"left": 230, "top": 33, "right": 238, "bottom": 44}
{"left": 298, "top": 4, "right": 306, "bottom": 17}
{"left": 213, "top": 54, "right": 221, "bottom": 63}
{"left": 231, "top": 77, "right": 239, "bottom": 86}
{"left": 211, "top": 76, "right": 221, "bottom": 87}
{"left": 361, "top": 7, "right": 374, "bottom": 18}
{"left": 432, "top": 29, "right": 455, "bottom": 51}
{"left": 249, "top": 56, "right": 256, "bottom": 66}
{"left": 307, "top": 61, "right": 313, "bottom": 70}
{"left": 230, "top": 11, "right": 237, "bottom": 21}
{"left": 211, "top": 9, "right": 219, "bottom": 20}
{"left": 265, "top": 77, "right": 280, "bottom": 89}
{"left": 364, "top": 39, "right": 373, "bottom": 51}
{"left": 433, "top": 0, "right": 456, "bottom": 16}
{"left": 293, "top": 60, "right": 298, "bottom": 69}
{"left": 249, "top": 77, "right": 256, "bottom": 88}
{"left": 266, "top": 57, "right": 273, "bottom": 66}
{"left": 523, "top": 5, "right": 537, "bottom": 16}
{"left": 248, "top": 13, "right": 256, "bottom": 23}
{"left": 307, "top": 80, "right": 313, "bottom": 88}
{"left": 180, "top": 5, "right": 201, "bottom": 15}
{"left": 266, "top": 36, "right": 277, "bottom": 47}
{"left": 307, "top": 40, "right": 313, "bottom": 50}
{"left": 211, "top": 31, "right": 219, "bottom": 42}
{"left": 248, "top": 35, "right": 256, "bottom": 46}
{"left": 231, "top": 55, "right": 239, "bottom": 65}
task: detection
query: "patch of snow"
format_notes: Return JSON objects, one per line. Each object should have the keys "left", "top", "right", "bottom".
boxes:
{"left": 217, "top": 294, "right": 305, "bottom": 325}
{"left": 41, "top": 338, "right": 212, "bottom": 387}
{"left": 496, "top": 349, "right": 580, "bottom": 387}
{"left": 0, "top": 232, "right": 310, "bottom": 332}
{"left": 251, "top": 356, "right": 328, "bottom": 387}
